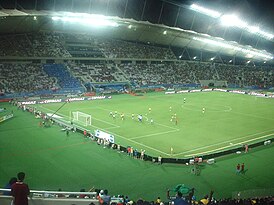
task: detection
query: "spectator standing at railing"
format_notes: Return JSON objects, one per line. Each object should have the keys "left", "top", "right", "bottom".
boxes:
{"left": 3, "top": 177, "right": 17, "bottom": 195}
{"left": 11, "top": 172, "right": 30, "bottom": 205}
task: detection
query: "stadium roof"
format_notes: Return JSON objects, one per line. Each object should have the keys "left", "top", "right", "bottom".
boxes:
{"left": 0, "top": 0, "right": 273, "bottom": 62}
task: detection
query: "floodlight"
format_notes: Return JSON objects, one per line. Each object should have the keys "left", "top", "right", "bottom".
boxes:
{"left": 179, "top": 55, "right": 182, "bottom": 59}
{"left": 210, "top": 57, "right": 215, "bottom": 61}
{"left": 263, "top": 61, "right": 266, "bottom": 63}
{"left": 259, "top": 31, "right": 274, "bottom": 40}
{"left": 193, "top": 56, "right": 197, "bottom": 59}
{"left": 163, "top": 30, "right": 167, "bottom": 35}
{"left": 190, "top": 4, "right": 221, "bottom": 18}
{"left": 52, "top": 16, "right": 60, "bottom": 21}
{"left": 192, "top": 36, "right": 273, "bottom": 60}
{"left": 128, "top": 25, "right": 132, "bottom": 29}
{"left": 247, "top": 60, "right": 251, "bottom": 64}
{"left": 220, "top": 15, "right": 247, "bottom": 28}
{"left": 245, "top": 54, "right": 254, "bottom": 58}
{"left": 229, "top": 60, "right": 232, "bottom": 63}
{"left": 248, "top": 26, "right": 260, "bottom": 34}
{"left": 33, "top": 16, "right": 37, "bottom": 20}
{"left": 51, "top": 14, "right": 118, "bottom": 27}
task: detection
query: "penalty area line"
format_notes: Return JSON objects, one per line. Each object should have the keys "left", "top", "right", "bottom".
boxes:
{"left": 38, "top": 106, "right": 169, "bottom": 156}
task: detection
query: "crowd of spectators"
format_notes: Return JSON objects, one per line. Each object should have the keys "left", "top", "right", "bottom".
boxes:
{"left": 0, "top": 63, "right": 57, "bottom": 94}
{"left": 0, "top": 32, "right": 273, "bottom": 92}
{"left": 216, "top": 64, "right": 274, "bottom": 87}
{"left": 0, "top": 32, "right": 176, "bottom": 60}
{"left": 100, "top": 40, "right": 176, "bottom": 59}
{"left": 68, "top": 62, "right": 126, "bottom": 83}
{"left": 0, "top": 60, "right": 273, "bottom": 95}
{"left": 0, "top": 33, "right": 71, "bottom": 57}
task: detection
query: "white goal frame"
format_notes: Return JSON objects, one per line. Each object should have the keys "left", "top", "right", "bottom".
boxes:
{"left": 72, "top": 111, "right": 91, "bottom": 126}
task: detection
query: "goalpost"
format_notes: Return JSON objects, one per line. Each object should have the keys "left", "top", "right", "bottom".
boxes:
{"left": 72, "top": 111, "right": 91, "bottom": 126}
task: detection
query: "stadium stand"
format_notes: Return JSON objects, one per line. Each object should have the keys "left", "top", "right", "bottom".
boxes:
{"left": 0, "top": 63, "right": 56, "bottom": 94}
{"left": 0, "top": 33, "right": 71, "bottom": 57}
{"left": 43, "top": 64, "right": 84, "bottom": 92}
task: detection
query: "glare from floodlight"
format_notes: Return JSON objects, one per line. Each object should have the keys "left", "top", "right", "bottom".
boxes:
{"left": 51, "top": 14, "right": 118, "bottom": 27}
{"left": 259, "top": 31, "right": 274, "bottom": 40}
{"left": 33, "top": 16, "right": 37, "bottom": 20}
{"left": 229, "top": 60, "right": 232, "bottom": 63}
{"left": 190, "top": 4, "right": 221, "bottom": 18}
{"left": 210, "top": 57, "right": 215, "bottom": 61}
{"left": 245, "top": 54, "right": 254, "bottom": 58}
{"left": 220, "top": 15, "right": 247, "bottom": 28}
{"left": 179, "top": 55, "right": 182, "bottom": 59}
{"left": 247, "top": 60, "right": 251, "bottom": 64}
{"left": 52, "top": 16, "right": 60, "bottom": 21}
{"left": 128, "top": 25, "right": 132, "bottom": 29}
{"left": 248, "top": 26, "right": 260, "bottom": 34}
{"left": 193, "top": 56, "right": 197, "bottom": 59}
{"left": 263, "top": 61, "right": 266, "bottom": 63}
{"left": 163, "top": 30, "right": 167, "bottom": 35}
{"left": 188, "top": 3, "right": 274, "bottom": 40}
{"left": 192, "top": 36, "right": 273, "bottom": 60}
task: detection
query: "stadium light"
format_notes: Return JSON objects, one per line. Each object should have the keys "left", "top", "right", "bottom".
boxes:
{"left": 190, "top": 4, "right": 221, "bottom": 18}
{"left": 220, "top": 15, "right": 248, "bottom": 28}
{"left": 51, "top": 14, "right": 118, "bottom": 27}
{"left": 193, "top": 36, "right": 273, "bottom": 60}
{"left": 189, "top": 4, "right": 274, "bottom": 40}
{"left": 248, "top": 26, "right": 260, "bottom": 34}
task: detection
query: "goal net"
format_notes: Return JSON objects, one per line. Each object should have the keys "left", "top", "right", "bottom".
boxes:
{"left": 72, "top": 111, "right": 91, "bottom": 126}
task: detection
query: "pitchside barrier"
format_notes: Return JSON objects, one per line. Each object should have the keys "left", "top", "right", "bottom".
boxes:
{"left": 49, "top": 111, "right": 273, "bottom": 165}
{"left": 0, "top": 189, "right": 98, "bottom": 205}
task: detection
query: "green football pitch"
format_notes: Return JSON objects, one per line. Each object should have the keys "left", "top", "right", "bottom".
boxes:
{"left": 34, "top": 92, "right": 274, "bottom": 158}
{"left": 1, "top": 91, "right": 274, "bottom": 200}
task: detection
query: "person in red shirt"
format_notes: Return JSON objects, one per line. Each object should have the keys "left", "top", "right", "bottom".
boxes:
{"left": 11, "top": 172, "right": 30, "bottom": 205}
{"left": 84, "top": 130, "right": 87, "bottom": 137}
{"left": 236, "top": 164, "right": 241, "bottom": 174}
{"left": 241, "top": 163, "right": 245, "bottom": 174}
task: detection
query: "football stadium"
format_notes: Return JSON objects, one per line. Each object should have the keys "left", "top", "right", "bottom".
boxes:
{"left": 0, "top": 0, "right": 274, "bottom": 205}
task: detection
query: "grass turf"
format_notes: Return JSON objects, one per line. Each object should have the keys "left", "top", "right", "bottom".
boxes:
{"left": 34, "top": 92, "right": 274, "bottom": 157}
{"left": 0, "top": 92, "right": 274, "bottom": 200}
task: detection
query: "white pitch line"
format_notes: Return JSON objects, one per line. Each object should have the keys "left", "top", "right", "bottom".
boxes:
{"left": 130, "top": 129, "right": 180, "bottom": 140}
{"left": 173, "top": 128, "right": 274, "bottom": 156}
{"left": 38, "top": 105, "right": 120, "bottom": 128}
{"left": 38, "top": 105, "right": 169, "bottom": 156}
{"left": 113, "top": 132, "right": 170, "bottom": 156}
{"left": 184, "top": 133, "right": 274, "bottom": 157}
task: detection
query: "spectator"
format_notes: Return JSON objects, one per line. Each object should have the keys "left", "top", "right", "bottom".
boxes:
{"left": 11, "top": 172, "right": 30, "bottom": 205}
{"left": 167, "top": 190, "right": 188, "bottom": 205}
{"left": 3, "top": 177, "right": 17, "bottom": 195}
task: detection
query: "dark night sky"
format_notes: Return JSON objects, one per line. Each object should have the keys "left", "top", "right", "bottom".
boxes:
{"left": 0, "top": 0, "right": 273, "bottom": 51}
{"left": 0, "top": 0, "right": 272, "bottom": 29}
